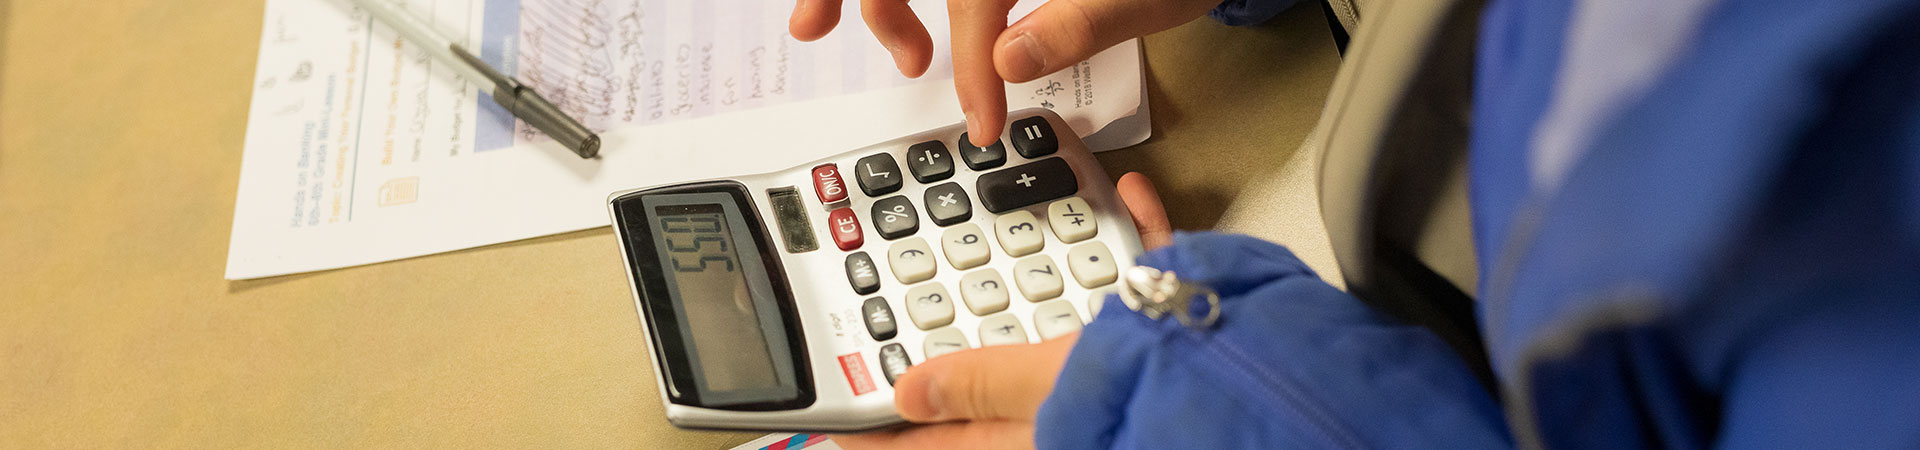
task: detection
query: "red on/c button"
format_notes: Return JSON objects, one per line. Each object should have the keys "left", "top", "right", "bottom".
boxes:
{"left": 813, "top": 164, "right": 848, "bottom": 203}
{"left": 828, "top": 208, "right": 863, "bottom": 250}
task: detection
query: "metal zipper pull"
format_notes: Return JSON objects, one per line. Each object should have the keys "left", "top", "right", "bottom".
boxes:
{"left": 1120, "top": 266, "right": 1221, "bottom": 330}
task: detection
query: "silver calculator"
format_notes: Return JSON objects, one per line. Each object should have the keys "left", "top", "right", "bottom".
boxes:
{"left": 606, "top": 108, "right": 1143, "bottom": 431}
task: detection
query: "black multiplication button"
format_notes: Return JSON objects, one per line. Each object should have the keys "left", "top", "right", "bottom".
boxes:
{"left": 906, "top": 140, "right": 955, "bottom": 182}
{"left": 870, "top": 195, "right": 920, "bottom": 239}
{"left": 862, "top": 297, "right": 898, "bottom": 341}
{"left": 845, "top": 252, "right": 880, "bottom": 294}
{"left": 1009, "top": 116, "right": 1059, "bottom": 158}
{"left": 855, "top": 153, "right": 902, "bottom": 197}
{"left": 976, "top": 157, "right": 1078, "bottom": 213}
{"left": 958, "top": 133, "right": 1007, "bottom": 170}
{"left": 923, "top": 182, "right": 972, "bottom": 226}
{"left": 878, "top": 343, "right": 912, "bottom": 386}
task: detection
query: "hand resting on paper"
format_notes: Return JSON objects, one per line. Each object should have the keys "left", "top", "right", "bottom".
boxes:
{"left": 831, "top": 173, "right": 1170, "bottom": 450}
{"left": 787, "top": 0, "right": 1220, "bottom": 148}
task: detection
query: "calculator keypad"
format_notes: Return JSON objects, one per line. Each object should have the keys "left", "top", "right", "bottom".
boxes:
{"left": 1047, "top": 197, "right": 1098, "bottom": 243}
{"left": 907, "top": 141, "right": 955, "bottom": 182}
{"left": 889, "top": 238, "right": 937, "bottom": 284}
{"left": 904, "top": 283, "right": 956, "bottom": 330}
{"left": 1012, "top": 255, "right": 1065, "bottom": 302}
{"left": 807, "top": 115, "right": 1131, "bottom": 383}
{"left": 940, "top": 224, "right": 991, "bottom": 270}
{"left": 978, "top": 158, "right": 1078, "bottom": 213}
{"left": 994, "top": 211, "right": 1045, "bottom": 257}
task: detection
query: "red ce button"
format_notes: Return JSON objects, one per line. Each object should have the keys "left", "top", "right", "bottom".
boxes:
{"left": 828, "top": 207, "right": 863, "bottom": 250}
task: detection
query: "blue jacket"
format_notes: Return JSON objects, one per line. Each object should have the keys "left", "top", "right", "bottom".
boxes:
{"left": 1036, "top": 0, "right": 1920, "bottom": 448}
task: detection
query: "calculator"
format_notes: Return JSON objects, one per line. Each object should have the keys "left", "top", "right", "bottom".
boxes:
{"left": 606, "top": 108, "right": 1143, "bottom": 431}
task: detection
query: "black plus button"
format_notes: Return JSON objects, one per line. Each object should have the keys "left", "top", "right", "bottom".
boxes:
{"left": 845, "top": 252, "right": 880, "bottom": 295}
{"left": 976, "top": 157, "right": 1078, "bottom": 213}
{"left": 870, "top": 195, "right": 920, "bottom": 240}
{"left": 958, "top": 132, "right": 1006, "bottom": 170}
{"left": 1009, "top": 116, "right": 1059, "bottom": 158}
{"left": 922, "top": 182, "right": 973, "bottom": 226}
{"left": 855, "top": 153, "right": 902, "bottom": 196}
{"left": 862, "top": 297, "right": 897, "bottom": 341}
{"left": 907, "top": 140, "right": 955, "bottom": 182}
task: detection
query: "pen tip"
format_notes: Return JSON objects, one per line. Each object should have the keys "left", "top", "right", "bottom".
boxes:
{"left": 578, "top": 135, "right": 602, "bottom": 159}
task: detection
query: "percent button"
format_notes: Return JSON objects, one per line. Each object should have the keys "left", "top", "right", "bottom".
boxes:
{"left": 871, "top": 195, "right": 921, "bottom": 240}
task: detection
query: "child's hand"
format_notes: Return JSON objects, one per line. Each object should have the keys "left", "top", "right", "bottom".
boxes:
{"left": 833, "top": 173, "right": 1169, "bottom": 449}
{"left": 789, "top": 0, "right": 1220, "bottom": 147}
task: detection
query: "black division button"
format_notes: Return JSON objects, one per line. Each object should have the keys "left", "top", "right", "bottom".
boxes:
{"left": 878, "top": 343, "right": 912, "bottom": 386}
{"left": 958, "top": 132, "right": 1007, "bottom": 170}
{"left": 976, "top": 157, "right": 1079, "bottom": 213}
{"left": 845, "top": 252, "right": 881, "bottom": 294}
{"left": 870, "top": 195, "right": 920, "bottom": 240}
{"left": 855, "top": 153, "right": 903, "bottom": 196}
{"left": 907, "top": 140, "right": 955, "bottom": 182}
{"left": 862, "top": 297, "right": 898, "bottom": 341}
{"left": 1009, "top": 116, "right": 1059, "bottom": 158}
{"left": 922, "top": 182, "right": 973, "bottom": 226}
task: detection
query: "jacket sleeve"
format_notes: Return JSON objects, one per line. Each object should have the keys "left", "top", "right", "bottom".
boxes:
{"left": 1210, "top": 0, "right": 1301, "bottom": 26}
{"left": 1033, "top": 233, "right": 1511, "bottom": 450}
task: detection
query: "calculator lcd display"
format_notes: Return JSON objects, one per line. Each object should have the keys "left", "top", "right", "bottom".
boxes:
{"left": 616, "top": 186, "right": 809, "bottom": 410}
{"left": 651, "top": 204, "right": 780, "bottom": 393}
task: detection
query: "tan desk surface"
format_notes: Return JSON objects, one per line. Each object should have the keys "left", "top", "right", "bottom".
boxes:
{"left": 0, "top": 1, "right": 1339, "bottom": 447}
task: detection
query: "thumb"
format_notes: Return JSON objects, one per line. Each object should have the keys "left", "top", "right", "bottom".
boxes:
{"left": 992, "top": 0, "right": 1216, "bottom": 82}
{"left": 894, "top": 333, "right": 1078, "bottom": 422}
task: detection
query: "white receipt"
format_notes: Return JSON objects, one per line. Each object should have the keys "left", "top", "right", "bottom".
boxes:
{"left": 228, "top": 0, "right": 1149, "bottom": 279}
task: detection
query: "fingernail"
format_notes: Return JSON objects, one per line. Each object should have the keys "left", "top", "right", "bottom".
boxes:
{"left": 887, "top": 44, "right": 915, "bottom": 77}
{"left": 1003, "top": 33, "right": 1047, "bottom": 81}
{"left": 965, "top": 111, "right": 983, "bottom": 140}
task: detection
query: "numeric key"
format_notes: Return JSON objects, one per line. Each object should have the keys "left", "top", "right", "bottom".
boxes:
{"left": 978, "top": 314, "right": 1029, "bottom": 346}
{"left": 904, "top": 283, "right": 955, "bottom": 330}
{"left": 959, "top": 269, "right": 1010, "bottom": 315}
{"left": 994, "top": 211, "right": 1044, "bottom": 257}
{"left": 1013, "top": 255, "right": 1064, "bottom": 301}
{"left": 1033, "top": 300, "right": 1084, "bottom": 340}
{"left": 941, "top": 224, "right": 991, "bottom": 269}
{"left": 889, "top": 238, "right": 937, "bottom": 284}
{"left": 907, "top": 140, "right": 955, "bottom": 182}
{"left": 855, "top": 153, "right": 902, "bottom": 196}
{"left": 923, "top": 327, "right": 970, "bottom": 359}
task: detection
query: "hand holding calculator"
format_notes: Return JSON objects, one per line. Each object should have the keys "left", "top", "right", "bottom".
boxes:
{"left": 607, "top": 109, "right": 1144, "bottom": 431}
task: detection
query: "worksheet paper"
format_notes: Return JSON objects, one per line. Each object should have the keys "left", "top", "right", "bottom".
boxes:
{"left": 229, "top": 0, "right": 1149, "bottom": 279}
